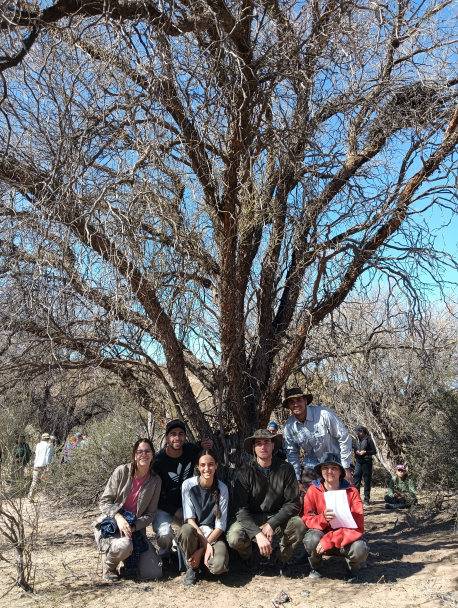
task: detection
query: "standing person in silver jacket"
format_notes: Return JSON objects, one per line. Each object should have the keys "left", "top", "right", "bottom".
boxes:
{"left": 93, "top": 438, "right": 162, "bottom": 581}
{"left": 282, "top": 388, "right": 353, "bottom": 494}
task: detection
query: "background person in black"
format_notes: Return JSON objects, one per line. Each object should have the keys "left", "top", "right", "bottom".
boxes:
{"left": 353, "top": 425, "right": 377, "bottom": 506}
{"left": 152, "top": 419, "right": 213, "bottom": 559}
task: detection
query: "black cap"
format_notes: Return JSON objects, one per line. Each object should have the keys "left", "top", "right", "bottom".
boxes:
{"left": 165, "top": 419, "right": 187, "bottom": 435}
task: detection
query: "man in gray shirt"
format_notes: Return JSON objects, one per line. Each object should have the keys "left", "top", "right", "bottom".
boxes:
{"left": 282, "top": 388, "right": 352, "bottom": 494}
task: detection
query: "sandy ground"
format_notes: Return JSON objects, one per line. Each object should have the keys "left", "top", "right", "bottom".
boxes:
{"left": 1, "top": 487, "right": 457, "bottom": 608}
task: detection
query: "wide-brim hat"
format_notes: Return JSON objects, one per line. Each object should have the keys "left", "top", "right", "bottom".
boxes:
{"left": 282, "top": 387, "right": 313, "bottom": 408}
{"left": 41, "top": 433, "right": 50, "bottom": 440}
{"left": 313, "top": 452, "right": 345, "bottom": 476}
{"left": 243, "top": 429, "right": 283, "bottom": 455}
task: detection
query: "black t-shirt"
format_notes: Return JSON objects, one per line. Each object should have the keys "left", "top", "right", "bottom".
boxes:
{"left": 152, "top": 442, "right": 201, "bottom": 515}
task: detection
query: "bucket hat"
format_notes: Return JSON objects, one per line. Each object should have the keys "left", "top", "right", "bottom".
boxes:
{"left": 313, "top": 452, "right": 345, "bottom": 476}
{"left": 282, "top": 387, "right": 313, "bottom": 408}
{"left": 243, "top": 429, "right": 283, "bottom": 455}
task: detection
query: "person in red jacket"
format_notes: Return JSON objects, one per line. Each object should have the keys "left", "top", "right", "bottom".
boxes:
{"left": 302, "top": 452, "right": 369, "bottom": 583}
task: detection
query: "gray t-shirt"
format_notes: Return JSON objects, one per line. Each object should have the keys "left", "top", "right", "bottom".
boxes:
{"left": 182, "top": 477, "right": 229, "bottom": 530}
{"left": 258, "top": 464, "right": 271, "bottom": 477}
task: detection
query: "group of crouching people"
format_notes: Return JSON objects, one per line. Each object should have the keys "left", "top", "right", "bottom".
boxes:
{"left": 93, "top": 388, "right": 415, "bottom": 585}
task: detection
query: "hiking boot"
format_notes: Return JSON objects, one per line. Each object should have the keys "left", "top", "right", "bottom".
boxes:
{"left": 275, "top": 558, "right": 291, "bottom": 577}
{"left": 103, "top": 565, "right": 119, "bottom": 582}
{"left": 183, "top": 566, "right": 197, "bottom": 586}
{"left": 309, "top": 568, "right": 323, "bottom": 579}
{"left": 344, "top": 570, "right": 359, "bottom": 583}
{"left": 363, "top": 499, "right": 370, "bottom": 506}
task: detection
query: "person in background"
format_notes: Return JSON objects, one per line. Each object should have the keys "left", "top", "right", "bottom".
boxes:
{"left": 93, "top": 438, "right": 162, "bottom": 581}
{"left": 282, "top": 387, "right": 353, "bottom": 493}
{"left": 267, "top": 422, "right": 287, "bottom": 461}
{"left": 302, "top": 452, "right": 369, "bottom": 583}
{"left": 353, "top": 425, "right": 376, "bottom": 506}
{"left": 63, "top": 435, "right": 79, "bottom": 462}
{"left": 80, "top": 434, "right": 89, "bottom": 446}
{"left": 177, "top": 448, "right": 229, "bottom": 586}
{"left": 385, "top": 465, "right": 416, "bottom": 509}
{"left": 12, "top": 434, "right": 31, "bottom": 485}
{"left": 152, "top": 419, "right": 213, "bottom": 563}
{"left": 227, "top": 429, "right": 306, "bottom": 577}
{"left": 28, "top": 433, "right": 53, "bottom": 499}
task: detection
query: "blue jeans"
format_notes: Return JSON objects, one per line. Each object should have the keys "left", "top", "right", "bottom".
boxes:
{"left": 152, "top": 509, "right": 183, "bottom": 555}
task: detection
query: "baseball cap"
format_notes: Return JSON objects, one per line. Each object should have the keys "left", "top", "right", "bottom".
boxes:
{"left": 165, "top": 419, "right": 186, "bottom": 435}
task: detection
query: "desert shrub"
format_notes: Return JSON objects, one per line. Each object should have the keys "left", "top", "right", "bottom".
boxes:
{"left": 0, "top": 435, "right": 40, "bottom": 594}
{"left": 405, "top": 389, "right": 458, "bottom": 493}
{"left": 370, "top": 463, "right": 391, "bottom": 488}
{"left": 48, "top": 403, "right": 160, "bottom": 508}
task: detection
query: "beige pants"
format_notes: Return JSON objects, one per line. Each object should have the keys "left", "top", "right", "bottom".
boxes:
{"left": 94, "top": 528, "right": 162, "bottom": 580}
{"left": 28, "top": 467, "right": 45, "bottom": 499}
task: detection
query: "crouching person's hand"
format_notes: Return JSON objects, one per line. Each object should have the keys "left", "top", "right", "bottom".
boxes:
{"left": 189, "top": 547, "right": 204, "bottom": 569}
{"left": 115, "top": 514, "right": 133, "bottom": 539}
{"left": 255, "top": 531, "right": 273, "bottom": 557}
{"left": 316, "top": 541, "right": 325, "bottom": 555}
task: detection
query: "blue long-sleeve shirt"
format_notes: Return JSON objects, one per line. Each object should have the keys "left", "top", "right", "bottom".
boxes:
{"left": 283, "top": 406, "right": 352, "bottom": 480}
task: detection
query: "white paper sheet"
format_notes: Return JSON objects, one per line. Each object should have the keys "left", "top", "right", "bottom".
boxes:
{"left": 323, "top": 490, "right": 358, "bottom": 529}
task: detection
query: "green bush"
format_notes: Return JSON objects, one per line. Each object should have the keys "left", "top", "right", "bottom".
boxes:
{"left": 48, "top": 403, "right": 154, "bottom": 507}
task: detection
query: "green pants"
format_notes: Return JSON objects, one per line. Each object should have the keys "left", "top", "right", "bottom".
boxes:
{"left": 176, "top": 523, "right": 229, "bottom": 575}
{"left": 227, "top": 514, "right": 306, "bottom": 563}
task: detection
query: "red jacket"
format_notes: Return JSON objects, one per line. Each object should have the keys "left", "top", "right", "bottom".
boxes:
{"left": 301, "top": 480, "right": 364, "bottom": 552}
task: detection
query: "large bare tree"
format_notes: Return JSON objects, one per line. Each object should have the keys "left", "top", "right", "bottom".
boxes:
{"left": 0, "top": 0, "right": 458, "bottom": 454}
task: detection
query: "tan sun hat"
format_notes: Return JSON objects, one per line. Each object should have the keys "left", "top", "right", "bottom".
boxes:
{"left": 41, "top": 433, "right": 50, "bottom": 440}
{"left": 243, "top": 429, "right": 283, "bottom": 455}
{"left": 282, "top": 387, "right": 313, "bottom": 408}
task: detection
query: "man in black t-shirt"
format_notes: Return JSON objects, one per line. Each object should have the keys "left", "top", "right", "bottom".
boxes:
{"left": 152, "top": 420, "right": 213, "bottom": 557}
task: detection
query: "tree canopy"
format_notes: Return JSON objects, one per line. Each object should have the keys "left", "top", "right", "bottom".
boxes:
{"left": 1, "top": 0, "right": 458, "bottom": 452}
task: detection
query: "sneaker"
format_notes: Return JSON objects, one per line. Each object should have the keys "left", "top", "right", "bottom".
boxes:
{"left": 183, "top": 566, "right": 197, "bottom": 586}
{"left": 363, "top": 499, "right": 370, "bottom": 506}
{"left": 275, "top": 558, "right": 290, "bottom": 577}
{"left": 309, "top": 569, "right": 323, "bottom": 579}
{"left": 344, "top": 570, "right": 359, "bottom": 583}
